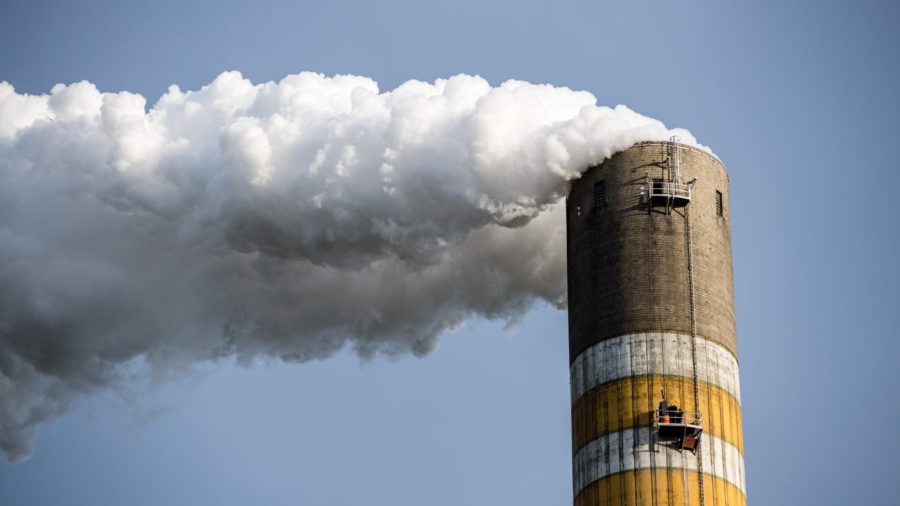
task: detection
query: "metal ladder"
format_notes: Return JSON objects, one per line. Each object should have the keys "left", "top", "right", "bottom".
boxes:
{"left": 684, "top": 184, "right": 706, "bottom": 506}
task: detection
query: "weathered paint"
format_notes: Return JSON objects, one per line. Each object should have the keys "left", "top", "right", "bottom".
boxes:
{"left": 570, "top": 333, "right": 741, "bottom": 405}
{"left": 574, "top": 469, "right": 747, "bottom": 506}
{"left": 566, "top": 143, "right": 747, "bottom": 505}
{"left": 571, "top": 374, "right": 744, "bottom": 454}
{"left": 572, "top": 430, "right": 745, "bottom": 497}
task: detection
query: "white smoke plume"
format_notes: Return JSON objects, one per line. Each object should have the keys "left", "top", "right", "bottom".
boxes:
{"left": 0, "top": 71, "right": 703, "bottom": 461}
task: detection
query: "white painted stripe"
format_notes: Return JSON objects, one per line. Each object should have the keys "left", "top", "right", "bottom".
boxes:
{"left": 572, "top": 428, "right": 746, "bottom": 497}
{"left": 570, "top": 332, "right": 741, "bottom": 405}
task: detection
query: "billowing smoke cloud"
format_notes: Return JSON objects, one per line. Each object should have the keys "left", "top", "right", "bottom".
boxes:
{"left": 0, "top": 71, "right": 702, "bottom": 461}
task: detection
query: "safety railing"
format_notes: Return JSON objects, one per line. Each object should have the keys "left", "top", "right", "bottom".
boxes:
{"left": 654, "top": 410, "right": 702, "bottom": 427}
{"left": 649, "top": 181, "right": 692, "bottom": 200}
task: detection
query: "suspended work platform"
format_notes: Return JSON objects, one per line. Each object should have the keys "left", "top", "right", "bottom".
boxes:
{"left": 648, "top": 179, "right": 692, "bottom": 208}
{"left": 641, "top": 138, "right": 695, "bottom": 213}
{"left": 654, "top": 410, "right": 703, "bottom": 452}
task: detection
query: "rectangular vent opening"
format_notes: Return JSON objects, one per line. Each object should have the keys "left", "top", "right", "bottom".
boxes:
{"left": 594, "top": 180, "right": 606, "bottom": 210}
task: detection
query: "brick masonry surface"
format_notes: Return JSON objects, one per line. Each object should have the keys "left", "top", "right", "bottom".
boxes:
{"left": 566, "top": 142, "right": 737, "bottom": 362}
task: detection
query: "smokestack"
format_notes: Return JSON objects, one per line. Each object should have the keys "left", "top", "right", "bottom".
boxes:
{"left": 566, "top": 141, "right": 746, "bottom": 505}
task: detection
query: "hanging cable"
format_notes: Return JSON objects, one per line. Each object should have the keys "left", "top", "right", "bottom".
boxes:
{"left": 685, "top": 186, "right": 706, "bottom": 506}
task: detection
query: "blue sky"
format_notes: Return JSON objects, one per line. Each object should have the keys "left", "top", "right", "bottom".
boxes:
{"left": 1, "top": 1, "right": 899, "bottom": 505}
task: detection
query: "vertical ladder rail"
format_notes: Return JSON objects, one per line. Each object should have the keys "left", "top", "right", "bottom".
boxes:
{"left": 685, "top": 189, "right": 706, "bottom": 506}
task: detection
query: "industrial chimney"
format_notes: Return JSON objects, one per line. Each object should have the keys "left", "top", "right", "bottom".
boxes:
{"left": 566, "top": 141, "right": 746, "bottom": 505}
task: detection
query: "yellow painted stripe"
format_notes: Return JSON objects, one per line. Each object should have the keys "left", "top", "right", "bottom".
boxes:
{"left": 574, "top": 470, "right": 746, "bottom": 506}
{"left": 572, "top": 374, "right": 744, "bottom": 454}
{"left": 571, "top": 375, "right": 744, "bottom": 455}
